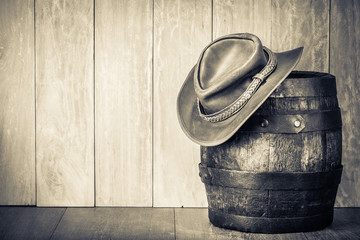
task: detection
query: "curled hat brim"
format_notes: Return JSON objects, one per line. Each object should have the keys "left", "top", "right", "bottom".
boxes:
{"left": 177, "top": 47, "right": 304, "bottom": 146}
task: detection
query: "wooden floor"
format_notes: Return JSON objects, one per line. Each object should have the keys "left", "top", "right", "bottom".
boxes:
{"left": 0, "top": 207, "right": 359, "bottom": 240}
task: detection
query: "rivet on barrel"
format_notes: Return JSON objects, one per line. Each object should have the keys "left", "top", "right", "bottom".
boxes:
{"left": 260, "top": 119, "right": 269, "bottom": 127}
{"left": 294, "top": 120, "right": 301, "bottom": 128}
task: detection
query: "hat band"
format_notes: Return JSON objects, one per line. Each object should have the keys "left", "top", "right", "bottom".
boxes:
{"left": 197, "top": 47, "right": 278, "bottom": 123}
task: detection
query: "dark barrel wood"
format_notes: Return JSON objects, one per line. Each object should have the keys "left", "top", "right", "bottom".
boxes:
{"left": 199, "top": 71, "right": 342, "bottom": 233}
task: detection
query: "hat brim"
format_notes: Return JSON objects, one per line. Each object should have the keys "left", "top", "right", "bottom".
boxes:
{"left": 177, "top": 47, "right": 304, "bottom": 146}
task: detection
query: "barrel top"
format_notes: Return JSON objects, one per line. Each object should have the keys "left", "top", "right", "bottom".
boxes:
{"left": 270, "top": 71, "right": 337, "bottom": 97}
{"left": 287, "top": 71, "right": 335, "bottom": 79}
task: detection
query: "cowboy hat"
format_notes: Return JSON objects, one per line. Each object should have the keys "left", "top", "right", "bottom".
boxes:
{"left": 177, "top": 33, "right": 303, "bottom": 146}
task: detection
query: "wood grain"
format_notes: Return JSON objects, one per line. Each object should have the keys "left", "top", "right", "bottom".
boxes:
{"left": 153, "top": 0, "right": 211, "bottom": 207}
{"left": 202, "top": 131, "right": 341, "bottom": 173}
{"left": 330, "top": 0, "right": 360, "bottom": 208}
{"left": 213, "top": 0, "right": 271, "bottom": 45}
{"left": 36, "top": 0, "right": 94, "bottom": 206}
{"left": 0, "top": 207, "right": 65, "bottom": 240}
{"left": 201, "top": 133, "right": 270, "bottom": 172}
{"left": 95, "top": 0, "right": 153, "bottom": 206}
{"left": 271, "top": 0, "right": 330, "bottom": 72}
{"left": 51, "top": 208, "right": 175, "bottom": 240}
{"left": 0, "top": 0, "right": 35, "bottom": 205}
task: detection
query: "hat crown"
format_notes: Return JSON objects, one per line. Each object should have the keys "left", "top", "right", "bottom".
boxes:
{"left": 194, "top": 33, "right": 267, "bottom": 114}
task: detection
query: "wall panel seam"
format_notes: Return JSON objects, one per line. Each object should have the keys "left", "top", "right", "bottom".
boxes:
{"left": 152, "top": 0, "right": 155, "bottom": 208}
{"left": 93, "top": 0, "right": 96, "bottom": 207}
{"left": 270, "top": 0, "right": 272, "bottom": 49}
{"left": 34, "top": 0, "right": 37, "bottom": 206}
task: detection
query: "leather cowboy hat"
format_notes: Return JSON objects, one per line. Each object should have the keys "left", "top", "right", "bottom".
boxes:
{"left": 177, "top": 33, "right": 303, "bottom": 146}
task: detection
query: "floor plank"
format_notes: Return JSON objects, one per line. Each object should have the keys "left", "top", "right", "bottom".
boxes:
{"left": 305, "top": 208, "right": 360, "bottom": 240}
{"left": 0, "top": 207, "right": 65, "bottom": 240}
{"left": 175, "top": 208, "right": 248, "bottom": 239}
{"left": 0, "top": 207, "right": 359, "bottom": 240}
{"left": 175, "top": 208, "right": 307, "bottom": 240}
{"left": 51, "top": 208, "right": 175, "bottom": 240}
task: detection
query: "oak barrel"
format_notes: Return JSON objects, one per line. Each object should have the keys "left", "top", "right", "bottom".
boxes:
{"left": 199, "top": 71, "right": 342, "bottom": 233}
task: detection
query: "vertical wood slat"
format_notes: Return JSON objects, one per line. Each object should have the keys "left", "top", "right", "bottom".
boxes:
{"left": 213, "top": 0, "right": 272, "bottom": 46}
{"left": 153, "top": 0, "right": 211, "bottom": 207}
{"left": 0, "top": 0, "right": 35, "bottom": 205}
{"left": 271, "top": 0, "right": 330, "bottom": 72}
{"left": 330, "top": 0, "right": 360, "bottom": 207}
{"left": 36, "top": 0, "right": 94, "bottom": 206}
{"left": 95, "top": 0, "right": 153, "bottom": 206}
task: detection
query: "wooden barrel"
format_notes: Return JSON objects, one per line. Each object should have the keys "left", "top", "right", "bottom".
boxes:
{"left": 199, "top": 71, "right": 342, "bottom": 233}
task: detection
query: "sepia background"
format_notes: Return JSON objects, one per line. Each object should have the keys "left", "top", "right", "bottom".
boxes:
{"left": 0, "top": 0, "right": 358, "bottom": 207}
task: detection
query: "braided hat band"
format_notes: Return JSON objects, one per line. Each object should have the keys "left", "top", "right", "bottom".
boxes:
{"left": 197, "top": 47, "right": 278, "bottom": 123}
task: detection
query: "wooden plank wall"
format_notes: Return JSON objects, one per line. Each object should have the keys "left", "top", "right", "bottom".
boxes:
{"left": 35, "top": 0, "right": 94, "bottom": 206}
{"left": 153, "top": 0, "right": 210, "bottom": 207}
{"left": 0, "top": 0, "right": 358, "bottom": 207}
{"left": 95, "top": 0, "right": 153, "bottom": 206}
{"left": 330, "top": 0, "right": 360, "bottom": 207}
{"left": 0, "top": 0, "right": 35, "bottom": 205}
{"left": 271, "top": 0, "right": 329, "bottom": 72}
